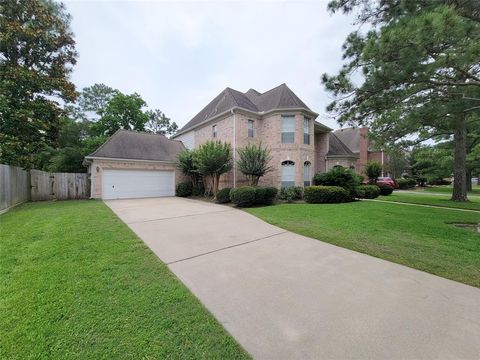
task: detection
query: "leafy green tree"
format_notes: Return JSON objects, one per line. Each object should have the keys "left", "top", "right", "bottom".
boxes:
{"left": 410, "top": 145, "right": 453, "bottom": 185}
{"left": 145, "top": 109, "right": 178, "bottom": 136}
{"left": 236, "top": 143, "right": 273, "bottom": 186}
{"left": 323, "top": 0, "right": 480, "bottom": 201}
{"left": 78, "top": 83, "right": 119, "bottom": 119}
{"left": 93, "top": 93, "right": 148, "bottom": 136}
{"left": 365, "top": 161, "right": 382, "bottom": 183}
{"left": 194, "top": 141, "right": 233, "bottom": 197}
{"left": 176, "top": 149, "right": 201, "bottom": 188}
{"left": 0, "top": 0, "right": 77, "bottom": 168}
{"left": 385, "top": 147, "right": 409, "bottom": 179}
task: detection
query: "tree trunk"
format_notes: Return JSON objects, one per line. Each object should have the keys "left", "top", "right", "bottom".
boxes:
{"left": 212, "top": 174, "right": 219, "bottom": 197}
{"left": 466, "top": 168, "right": 472, "bottom": 192}
{"left": 451, "top": 116, "right": 468, "bottom": 202}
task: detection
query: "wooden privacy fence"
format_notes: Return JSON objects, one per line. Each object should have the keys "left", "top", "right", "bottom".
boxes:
{"left": 0, "top": 164, "right": 89, "bottom": 213}
{"left": 0, "top": 164, "right": 30, "bottom": 213}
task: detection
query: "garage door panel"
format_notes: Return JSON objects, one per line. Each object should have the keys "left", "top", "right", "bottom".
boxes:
{"left": 102, "top": 169, "right": 175, "bottom": 199}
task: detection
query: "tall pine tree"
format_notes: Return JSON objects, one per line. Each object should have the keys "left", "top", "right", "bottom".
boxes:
{"left": 323, "top": 0, "right": 480, "bottom": 201}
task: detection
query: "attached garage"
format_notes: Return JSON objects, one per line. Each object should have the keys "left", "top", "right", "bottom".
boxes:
{"left": 84, "top": 130, "right": 185, "bottom": 200}
{"left": 102, "top": 169, "right": 175, "bottom": 200}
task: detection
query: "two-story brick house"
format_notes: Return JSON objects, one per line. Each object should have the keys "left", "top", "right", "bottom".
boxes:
{"left": 85, "top": 84, "right": 385, "bottom": 200}
{"left": 173, "top": 83, "right": 335, "bottom": 188}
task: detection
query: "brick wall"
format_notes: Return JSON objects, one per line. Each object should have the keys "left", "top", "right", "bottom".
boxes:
{"left": 191, "top": 110, "right": 328, "bottom": 189}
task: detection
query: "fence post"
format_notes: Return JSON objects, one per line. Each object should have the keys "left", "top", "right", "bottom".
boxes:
{"left": 26, "top": 169, "right": 32, "bottom": 201}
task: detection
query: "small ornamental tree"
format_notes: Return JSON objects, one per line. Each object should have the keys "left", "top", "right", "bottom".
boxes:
{"left": 194, "top": 141, "right": 233, "bottom": 197}
{"left": 176, "top": 149, "right": 201, "bottom": 189}
{"left": 365, "top": 161, "right": 382, "bottom": 184}
{"left": 236, "top": 143, "right": 273, "bottom": 186}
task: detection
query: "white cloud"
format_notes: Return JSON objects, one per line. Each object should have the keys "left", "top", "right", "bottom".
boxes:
{"left": 65, "top": 0, "right": 356, "bottom": 129}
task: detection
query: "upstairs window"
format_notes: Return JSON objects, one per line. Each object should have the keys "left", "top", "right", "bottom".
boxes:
{"left": 281, "top": 116, "right": 295, "bottom": 143}
{"left": 281, "top": 160, "right": 295, "bottom": 188}
{"left": 304, "top": 117, "right": 311, "bottom": 145}
{"left": 248, "top": 119, "right": 254, "bottom": 138}
{"left": 212, "top": 124, "right": 217, "bottom": 138}
{"left": 303, "top": 161, "right": 311, "bottom": 186}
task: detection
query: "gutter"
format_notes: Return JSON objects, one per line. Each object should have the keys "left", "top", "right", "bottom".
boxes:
{"left": 231, "top": 109, "right": 237, "bottom": 188}
{"left": 83, "top": 156, "right": 177, "bottom": 164}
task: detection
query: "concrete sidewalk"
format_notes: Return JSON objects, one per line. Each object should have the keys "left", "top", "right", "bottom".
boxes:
{"left": 106, "top": 197, "right": 480, "bottom": 360}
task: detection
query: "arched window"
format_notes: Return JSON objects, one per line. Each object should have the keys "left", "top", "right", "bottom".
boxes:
{"left": 303, "top": 161, "right": 311, "bottom": 187}
{"left": 281, "top": 160, "right": 295, "bottom": 188}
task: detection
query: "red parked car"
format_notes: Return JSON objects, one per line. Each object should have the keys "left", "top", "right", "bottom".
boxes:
{"left": 377, "top": 177, "right": 398, "bottom": 189}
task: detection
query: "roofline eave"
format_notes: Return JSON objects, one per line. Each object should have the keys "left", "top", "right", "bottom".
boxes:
{"left": 173, "top": 106, "right": 320, "bottom": 138}
{"left": 84, "top": 156, "right": 177, "bottom": 164}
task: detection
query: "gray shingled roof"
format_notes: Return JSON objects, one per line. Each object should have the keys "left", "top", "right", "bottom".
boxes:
{"left": 87, "top": 130, "right": 185, "bottom": 162}
{"left": 327, "top": 133, "right": 357, "bottom": 157}
{"left": 333, "top": 127, "right": 361, "bottom": 153}
{"left": 177, "top": 83, "right": 313, "bottom": 134}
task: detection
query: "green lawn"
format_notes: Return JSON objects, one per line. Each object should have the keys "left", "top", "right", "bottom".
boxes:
{"left": 379, "top": 191, "right": 480, "bottom": 211}
{"left": 422, "top": 186, "right": 480, "bottom": 196}
{"left": 247, "top": 202, "right": 480, "bottom": 287}
{"left": 0, "top": 201, "right": 249, "bottom": 360}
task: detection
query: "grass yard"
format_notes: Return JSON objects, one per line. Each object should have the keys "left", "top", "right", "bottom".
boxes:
{"left": 247, "top": 201, "right": 480, "bottom": 287}
{"left": 379, "top": 191, "right": 480, "bottom": 211}
{"left": 422, "top": 186, "right": 480, "bottom": 196}
{"left": 0, "top": 201, "right": 249, "bottom": 360}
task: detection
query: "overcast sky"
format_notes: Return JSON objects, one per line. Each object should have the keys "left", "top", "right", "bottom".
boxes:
{"left": 65, "top": 0, "right": 357, "bottom": 129}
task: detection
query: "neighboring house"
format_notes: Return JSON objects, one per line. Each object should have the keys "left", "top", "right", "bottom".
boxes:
{"left": 173, "top": 83, "right": 333, "bottom": 188}
{"left": 332, "top": 127, "right": 388, "bottom": 176}
{"left": 84, "top": 130, "right": 185, "bottom": 199}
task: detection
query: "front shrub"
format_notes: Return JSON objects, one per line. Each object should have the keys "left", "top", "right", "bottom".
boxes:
{"left": 303, "top": 186, "right": 350, "bottom": 203}
{"left": 313, "top": 167, "right": 361, "bottom": 198}
{"left": 352, "top": 186, "right": 366, "bottom": 199}
{"left": 397, "top": 178, "right": 416, "bottom": 189}
{"left": 192, "top": 184, "right": 205, "bottom": 196}
{"left": 264, "top": 187, "right": 278, "bottom": 204}
{"left": 216, "top": 187, "right": 231, "bottom": 203}
{"left": 230, "top": 186, "right": 256, "bottom": 207}
{"left": 254, "top": 187, "right": 267, "bottom": 204}
{"left": 175, "top": 182, "right": 193, "bottom": 197}
{"left": 279, "top": 186, "right": 303, "bottom": 202}
{"left": 359, "top": 185, "right": 380, "bottom": 199}
{"left": 378, "top": 183, "right": 393, "bottom": 196}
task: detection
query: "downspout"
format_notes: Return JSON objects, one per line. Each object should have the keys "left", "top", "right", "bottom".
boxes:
{"left": 231, "top": 109, "right": 237, "bottom": 188}
{"left": 381, "top": 150, "right": 384, "bottom": 177}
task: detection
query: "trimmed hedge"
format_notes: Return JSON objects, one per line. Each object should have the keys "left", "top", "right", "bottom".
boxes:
{"left": 358, "top": 185, "right": 381, "bottom": 199}
{"left": 263, "top": 187, "right": 278, "bottom": 204}
{"left": 216, "top": 187, "right": 231, "bottom": 203}
{"left": 303, "top": 186, "right": 350, "bottom": 204}
{"left": 397, "top": 178, "right": 416, "bottom": 189}
{"left": 254, "top": 187, "right": 267, "bottom": 204}
{"left": 230, "top": 186, "right": 278, "bottom": 207}
{"left": 378, "top": 183, "right": 394, "bottom": 196}
{"left": 230, "top": 186, "right": 256, "bottom": 207}
{"left": 175, "top": 182, "right": 193, "bottom": 197}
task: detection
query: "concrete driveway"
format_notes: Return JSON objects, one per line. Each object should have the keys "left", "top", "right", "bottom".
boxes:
{"left": 106, "top": 197, "right": 480, "bottom": 360}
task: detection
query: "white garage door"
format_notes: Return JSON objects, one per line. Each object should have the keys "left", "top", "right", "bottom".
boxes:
{"left": 102, "top": 169, "right": 175, "bottom": 200}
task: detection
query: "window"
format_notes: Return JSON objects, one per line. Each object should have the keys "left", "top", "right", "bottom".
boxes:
{"left": 248, "top": 119, "right": 254, "bottom": 138}
{"left": 303, "top": 117, "right": 310, "bottom": 144}
{"left": 212, "top": 124, "right": 217, "bottom": 138}
{"left": 303, "top": 161, "right": 311, "bottom": 187}
{"left": 281, "top": 160, "right": 295, "bottom": 188}
{"left": 281, "top": 116, "right": 295, "bottom": 143}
